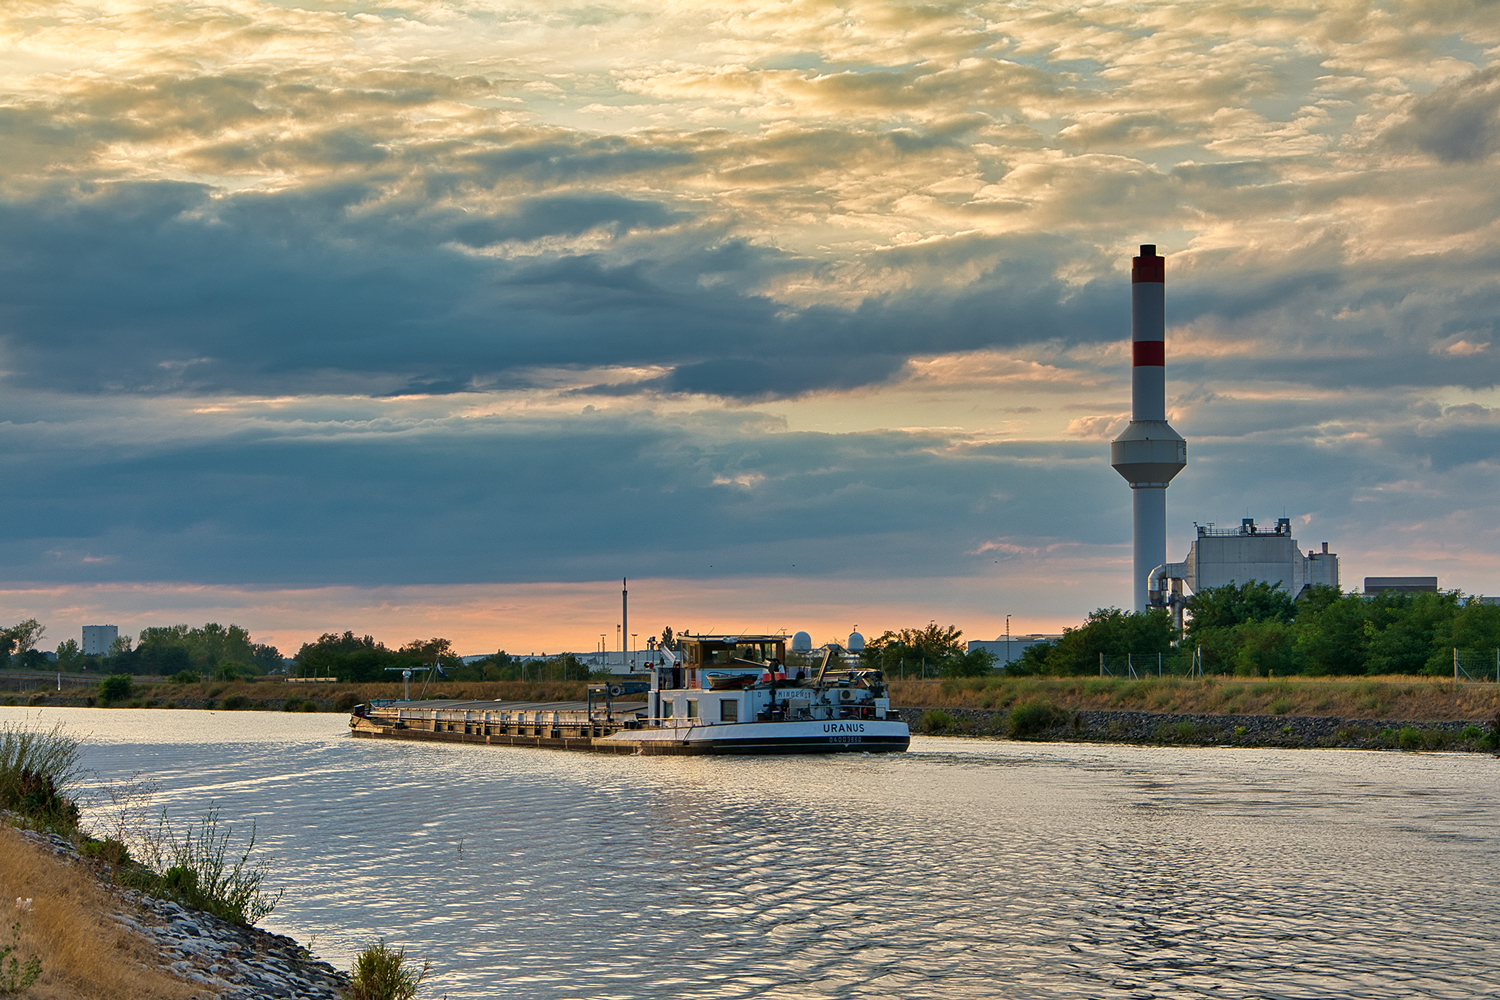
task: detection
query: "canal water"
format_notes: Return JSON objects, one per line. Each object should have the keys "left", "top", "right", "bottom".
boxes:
{"left": 5, "top": 707, "right": 1497, "bottom": 999}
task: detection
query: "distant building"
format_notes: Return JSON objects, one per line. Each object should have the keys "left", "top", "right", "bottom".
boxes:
{"left": 967, "top": 634, "right": 1062, "bottom": 667}
{"left": 82, "top": 625, "right": 118, "bottom": 657}
{"left": 1363, "top": 577, "right": 1439, "bottom": 594}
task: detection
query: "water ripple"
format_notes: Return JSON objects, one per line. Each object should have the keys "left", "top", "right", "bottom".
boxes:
{"left": 6, "top": 708, "right": 1498, "bottom": 999}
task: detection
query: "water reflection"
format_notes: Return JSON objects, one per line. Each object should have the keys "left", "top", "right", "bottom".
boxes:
{"left": 6, "top": 707, "right": 1497, "bottom": 998}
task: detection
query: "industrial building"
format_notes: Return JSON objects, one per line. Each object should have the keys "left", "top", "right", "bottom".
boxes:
{"left": 1147, "top": 519, "right": 1339, "bottom": 625}
{"left": 1363, "top": 577, "right": 1438, "bottom": 594}
{"left": 1105, "top": 246, "right": 1345, "bottom": 620}
{"left": 967, "top": 634, "right": 1063, "bottom": 666}
{"left": 81, "top": 624, "right": 118, "bottom": 657}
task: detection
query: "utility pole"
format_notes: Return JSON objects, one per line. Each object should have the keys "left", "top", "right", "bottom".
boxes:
{"left": 1005, "top": 615, "right": 1011, "bottom": 668}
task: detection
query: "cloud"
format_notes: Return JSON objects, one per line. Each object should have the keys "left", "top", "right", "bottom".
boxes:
{"left": 1, "top": 0, "right": 1499, "bottom": 626}
{"left": 1384, "top": 65, "right": 1500, "bottom": 162}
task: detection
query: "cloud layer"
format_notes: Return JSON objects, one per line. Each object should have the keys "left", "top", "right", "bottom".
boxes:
{"left": 1, "top": 1, "right": 1498, "bottom": 646}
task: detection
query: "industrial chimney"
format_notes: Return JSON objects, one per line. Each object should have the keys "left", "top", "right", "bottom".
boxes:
{"left": 1111, "top": 245, "right": 1187, "bottom": 611}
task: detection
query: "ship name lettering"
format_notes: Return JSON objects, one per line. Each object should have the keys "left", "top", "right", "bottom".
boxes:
{"left": 822, "top": 723, "right": 866, "bottom": 733}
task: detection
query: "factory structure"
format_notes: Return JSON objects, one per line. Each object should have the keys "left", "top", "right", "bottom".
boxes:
{"left": 1110, "top": 245, "right": 1341, "bottom": 621}
{"left": 81, "top": 624, "right": 118, "bottom": 657}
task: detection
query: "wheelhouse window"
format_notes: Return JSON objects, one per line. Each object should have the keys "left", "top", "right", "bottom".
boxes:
{"left": 662, "top": 701, "right": 674, "bottom": 718}
{"left": 687, "top": 699, "right": 698, "bottom": 719}
{"left": 720, "top": 699, "right": 738, "bottom": 723}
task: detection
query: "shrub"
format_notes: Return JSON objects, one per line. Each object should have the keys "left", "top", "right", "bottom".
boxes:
{"left": 99, "top": 675, "right": 132, "bottom": 704}
{"left": 125, "top": 806, "right": 282, "bottom": 926}
{"left": 1459, "top": 724, "right": 1483, "bottom": 741}
{"left": 171, "top": 670, "right": 201, "bottom": 685}
{"left": 1009, "top": 698, "right": 1065, "bottom": 739}
{"left": 334, "top": 692, "right": 360, "bottom": 713}
{"left": 1, "top": 921, "right": 42, "bottom": 995}
{"left": 282, "top": 698, "right": 305, "bottom": 713}
{"left": 79, "top": 836, "right": 132, "bottom": 868}
{"left": 221, "top": 695, "right": 250, "bottom": 711}
{"left": 1269, "top": 696, "right": 1293, "bottom": 715}
{"left": 920, "top": 709, "right": 953, "bottom": 733}
{"left": 0, "top": 722, "right": 83, "bottom": 833}
{"left": 1397, "top": 726, "right": 1423, "bottom": 750}
{"left": 346, "top": 940, "right": 432, "bottom": 1000}
{"left": 302, "top": 701, "right": 321, "bottom": 712}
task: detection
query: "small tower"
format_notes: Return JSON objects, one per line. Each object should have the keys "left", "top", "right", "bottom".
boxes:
{"left": 1111, "top": 245, "right": 1187, "bottom": 611}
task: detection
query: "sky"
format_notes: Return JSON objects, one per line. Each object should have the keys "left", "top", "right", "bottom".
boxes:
{"left": 2, "top": 0, "right": 1499, "bottom": 656}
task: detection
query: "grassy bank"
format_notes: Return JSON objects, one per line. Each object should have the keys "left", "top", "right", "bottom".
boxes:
{"left": 0, "top": 825, "right": 197, "bottom": 1000}
{"left": 1, "top": 676, "right": 592, "bottom": 713}
{"left": 6, "top": 673, "right": 1498, "bottom": 725}
{"left": 890, "top": 674, "right": 1500, "bottom": 721}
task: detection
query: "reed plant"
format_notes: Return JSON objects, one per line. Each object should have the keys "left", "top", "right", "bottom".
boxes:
{"left": 0, "top": 721, "right": 84, "bottom": 833}
{"left": 345, "top": 940, "right": 431, "bottom": 1000}
{"left": 124, "top": 805, "right": 282, "bottom": 926}
{"left": 1009, "top": 698, "right": 1066, "bottom": 739}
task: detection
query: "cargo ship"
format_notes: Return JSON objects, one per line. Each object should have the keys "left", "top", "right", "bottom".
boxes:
{"left": 348, "top": 633, "right": 910, "bottom": 755}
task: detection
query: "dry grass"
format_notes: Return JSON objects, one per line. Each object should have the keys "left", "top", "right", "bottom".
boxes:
{"left": 890, "top": 675, "right": 1500, "bottom": 720}
{"left": 0, "top": 826, "right": 199, "bottom": 1000}
{"left": 12, "top": 677, "right": 595, "bottom": 712}
{"left": 22, "top": 672, "right": 1497, "bottom": 723}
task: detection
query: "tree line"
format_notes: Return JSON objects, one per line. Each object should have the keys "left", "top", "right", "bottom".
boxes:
{"left": 1012, "top": 582, "right": 1500, "bottom": 677}
{"left": 858, "top": 623, "right": 995, "bottom": 677}
{"left": 291, "top": 632, "right": 597, "bottom": 683}
{"left": 0, "top": 621, "right": 282, "bottom": 679}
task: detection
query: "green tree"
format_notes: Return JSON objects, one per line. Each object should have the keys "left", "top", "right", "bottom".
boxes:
{"left": 1232, "top": 619, "right": 1299, "bottom": 676}
{"left": 251, "top": 643, "right": 284, "bottom": 674}
{"left": 939, "top": 647, "right": 995, "bottom": 677}
{"left": 1013, "top": 608, "right": 1173, "bottom": 676}
{"left": 54, "top": 639, "right": 83, "bottom": 670}
{"left": 100, "top": 674, "right": 132, "bottom": 704}
{"left": 1361, "top": 591, "right": 1460, "bottom": 675}
{"left": 1185, "top": 581, "right": 1296, "bottom": 640}
{"left": 861, "top": 623, "right": 969, "bottom": 677}
{"left": 295, "top": 632, "right": 407, "bottom": 682}
{"left": 1428, "top": 598, "right": 1500, "bottom": 675}
{"left": 399, "top": 637, "right": 462, "bottom": 674}
{"left": 1294, "top": 590, "right": 1371, "bottom": 675}
{"left": 0, "top": 620, "right": 45, "bottom": 665}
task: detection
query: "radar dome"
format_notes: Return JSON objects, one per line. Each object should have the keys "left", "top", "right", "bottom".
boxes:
{"left": 847, "top": 631, "right": 865, "bottom": 652}
{"left": 792, "top": 631, "right": 812, "bottom": 652}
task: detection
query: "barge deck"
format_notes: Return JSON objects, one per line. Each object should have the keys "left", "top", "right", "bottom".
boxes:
{"left": 349, "top": 633, "right": 911, "bottom": 755}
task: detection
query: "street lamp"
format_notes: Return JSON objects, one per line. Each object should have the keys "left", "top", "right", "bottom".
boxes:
{"left": 1005, "top": 615, "right": 1011, "bottom": 669}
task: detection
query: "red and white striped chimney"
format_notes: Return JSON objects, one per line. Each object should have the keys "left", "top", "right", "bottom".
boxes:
{"left": 1111, "top": 245, "right": 1187, "bottom": 611}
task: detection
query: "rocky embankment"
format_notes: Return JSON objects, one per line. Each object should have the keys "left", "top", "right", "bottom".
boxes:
{"left": 15, "top": 827, "right": 347, "bottom": 999}
{"left": 898, "top": 706, "right": 1497, "bottom": 751}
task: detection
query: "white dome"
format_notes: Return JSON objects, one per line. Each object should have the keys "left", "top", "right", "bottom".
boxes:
{"left": 792, "top": 631, "right": 812, "bottom": 652}
{"left": 847, "top": 631, "right": 865, "bottom": 652}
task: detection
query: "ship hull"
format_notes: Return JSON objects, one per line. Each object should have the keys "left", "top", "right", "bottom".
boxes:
{"left": 349, "top": 707, "right": 909, "bottom": 756}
